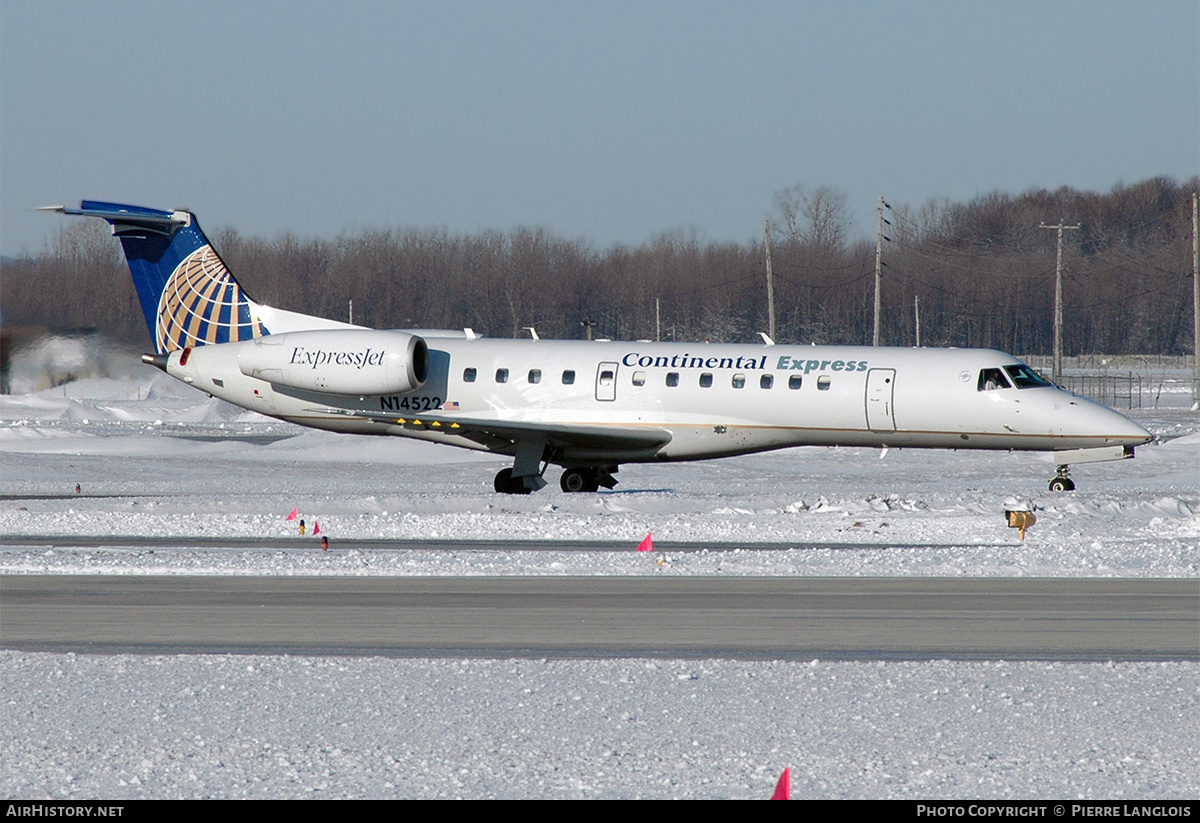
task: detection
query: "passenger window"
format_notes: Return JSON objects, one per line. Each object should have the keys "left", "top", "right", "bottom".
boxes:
{"left": 732, "top": 373, "right": 746, "bottom": 389}
{"left": 528, "top": 369, "right": 541, "bottom": 384}
{"left": 817, "top": 376, "right": 831, "bottom": 391}
{"left": 978, "top": 368, "right": 1011, "bottom": 391}
{"left": 788, "top": 375, "right": 802, "bottom": 390}
{"left": 632, "top": 371, "right": 646, "bottom": 386}
{"left": 599, "top": 369, "right": 614, "bottom": 386}
{"left": 562, "top": 370, "right": 575, "bottom": 385}
{"left": 760, "top": 374, "right": 773, "bottom": 389}
{"left": 463, "top": 368, "right": 477, "bottom": 383}
{"left": 666, "top": 372, "right": 679, "bottom": 387}
{"left": 699, "top": 373, "right": 713, "bottom": 388}
{"left": 496, "top": 368, "right": 508, "bottom": 384}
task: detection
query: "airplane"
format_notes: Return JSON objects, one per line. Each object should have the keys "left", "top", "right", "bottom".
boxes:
{"left": 46, "top": 200, "right": 1152, "bottom": 495}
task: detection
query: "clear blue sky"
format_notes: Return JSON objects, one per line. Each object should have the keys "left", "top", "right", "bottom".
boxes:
{"left": 2, "top": 0, "right": 1197, "bottom": 258}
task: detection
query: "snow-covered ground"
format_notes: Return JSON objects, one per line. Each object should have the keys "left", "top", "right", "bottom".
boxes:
{"left": 1, "top": 366, "right": 1197, "bottom": 799}
{"left": 3, "top": 653, "right": 1195, "bottom": 800}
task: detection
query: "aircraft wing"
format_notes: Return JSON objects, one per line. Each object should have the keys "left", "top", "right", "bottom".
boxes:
{"left": 314, "top": 406, "right": 673, "bottom": 453}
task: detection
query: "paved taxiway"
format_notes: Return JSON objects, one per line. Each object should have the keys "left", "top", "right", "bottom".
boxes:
{"left": 3, "top": 575, "right": 1195, "bottom": 661}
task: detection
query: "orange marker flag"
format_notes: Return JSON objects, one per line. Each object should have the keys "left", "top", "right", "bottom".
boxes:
{"left": 312, "top": 520, "right": 321, "bottom": 535}
{"left": 770, "top": 767, "right": 790, "bottom": 800}
{"left": 285, "top": 507, "right": 298, "bottom": 521}
{"left": 636, "top": 533, "right": 653, "bottom": 552}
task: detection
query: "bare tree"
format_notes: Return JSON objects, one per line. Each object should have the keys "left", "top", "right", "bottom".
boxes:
{"left": 771, "top": 184, "right": 850, "bottom": 250}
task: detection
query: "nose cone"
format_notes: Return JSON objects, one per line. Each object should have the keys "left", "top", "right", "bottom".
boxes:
{"left": 1106, "top": 410, "right": 1153, "bottom": 446}
{"left": 1079, "top": 398, "right": 1152, "bottom": 447}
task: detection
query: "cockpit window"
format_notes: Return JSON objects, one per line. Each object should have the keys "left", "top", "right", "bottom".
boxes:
{"left": 978, "top": 368, "right": 1012, "bottom": 391}
{"left": 1003, "top": 364, "right": 1052, "bottom": 389}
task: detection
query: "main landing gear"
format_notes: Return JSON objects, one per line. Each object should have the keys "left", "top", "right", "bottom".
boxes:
{"left": 494, "top": 468, "right": 533, "bottom": 495}
{"left": 1048, "top": 465, "right": 1075, "bottom": 492}
{"left": 494, "top": 466, "right": 620, "bottom": 495}
{"left": 493, "top": 442, "right": 551, "bottom": 494}
{"left": 559, "top": 466, "right": 619, "bottom": 493}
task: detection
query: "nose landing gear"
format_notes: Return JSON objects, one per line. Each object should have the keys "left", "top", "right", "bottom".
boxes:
{"left": 1044, "top": 445, "right": 1138, "bottom": 492}
{"left": 1048, "top": 465, "right": 1075, "bottom": 492}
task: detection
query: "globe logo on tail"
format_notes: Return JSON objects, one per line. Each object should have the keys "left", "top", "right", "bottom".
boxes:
{"left": 155, "top": 245, "right": 265, "bottom": 352}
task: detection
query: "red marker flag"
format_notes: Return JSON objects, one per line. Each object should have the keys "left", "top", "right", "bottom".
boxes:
{"left": 770, "top": 767, "right": 790, "bottom": 800}
{"left": 636, "top": 533, "right": 653, "bottom": 552}
{"left": 285, "top": 507, "right": 298, "bottom": 521}
{"left": 313, "top": 520, "right": 321, "bottom": 535}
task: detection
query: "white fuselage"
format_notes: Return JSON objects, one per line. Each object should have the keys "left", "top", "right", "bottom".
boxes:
{"left": 166, "top": 335, "right": 1151, "bottom": 466}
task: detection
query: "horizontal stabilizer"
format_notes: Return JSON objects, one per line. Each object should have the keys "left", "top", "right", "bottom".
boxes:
{"left": 42, "top": 202, "right": 190, "bottom": 234}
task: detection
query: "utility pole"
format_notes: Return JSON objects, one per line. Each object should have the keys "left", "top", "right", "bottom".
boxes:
{"left": 873, "top": 198, "right": 890, "bottom": 346}
{"left": 1193, "top": 192, "right": 1198, "bottom": 406}
{"left": 874, "top": 199, "right": 883, "bottom": 346}
{"left": 764, "top": 220, "right": 776, "bottom": 342}
{"left": 914, "top": 294, "right": 921, "bottom": 348}
{"left": 1040, "top": 219, "right": 1081, "bottom": 383}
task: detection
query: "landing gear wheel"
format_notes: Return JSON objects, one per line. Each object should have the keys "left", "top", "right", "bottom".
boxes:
{"left": 1048, "top": 477, "right": 1075, "bottom": 492}
{"left": 560, "top": 469, "right": 586, "bottom": 493}
{"left": 494, "top": 468, "right": 533, "bottom": 495}
{"left": 1049, "top": 464, "right": 1075, "bottom": 492}
{"left": 560, "top": 468, "right": 600, "bottom": 493}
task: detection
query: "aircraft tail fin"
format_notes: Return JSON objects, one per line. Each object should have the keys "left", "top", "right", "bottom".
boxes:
{"left": 47, "top": 201, "right": 268, "bottom": 354}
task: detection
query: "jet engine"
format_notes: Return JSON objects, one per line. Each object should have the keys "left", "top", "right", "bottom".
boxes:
{"left": 237, "top": 330, "right": 428, "bottom": 395}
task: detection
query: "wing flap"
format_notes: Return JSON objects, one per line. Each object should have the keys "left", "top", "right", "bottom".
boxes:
{"left": 314, "top": 407, "right": 672, "bottom": 452}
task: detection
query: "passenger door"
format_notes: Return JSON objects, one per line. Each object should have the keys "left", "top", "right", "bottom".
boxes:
{"left": 865, "top": 368, "right": 896, "bottom": 432}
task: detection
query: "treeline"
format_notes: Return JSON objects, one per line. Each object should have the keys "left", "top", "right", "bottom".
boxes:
{"left": 2, "top": 175, "right": 1196, "bottom": 355}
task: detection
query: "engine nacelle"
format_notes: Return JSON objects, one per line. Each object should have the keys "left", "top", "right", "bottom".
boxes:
{"left": 237, "top": 330, "right": 428, "bottom": 395}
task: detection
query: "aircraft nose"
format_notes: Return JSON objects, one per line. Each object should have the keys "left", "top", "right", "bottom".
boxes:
{"left": 1090, "top": 403, "right": 1152, "bottom": 446}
